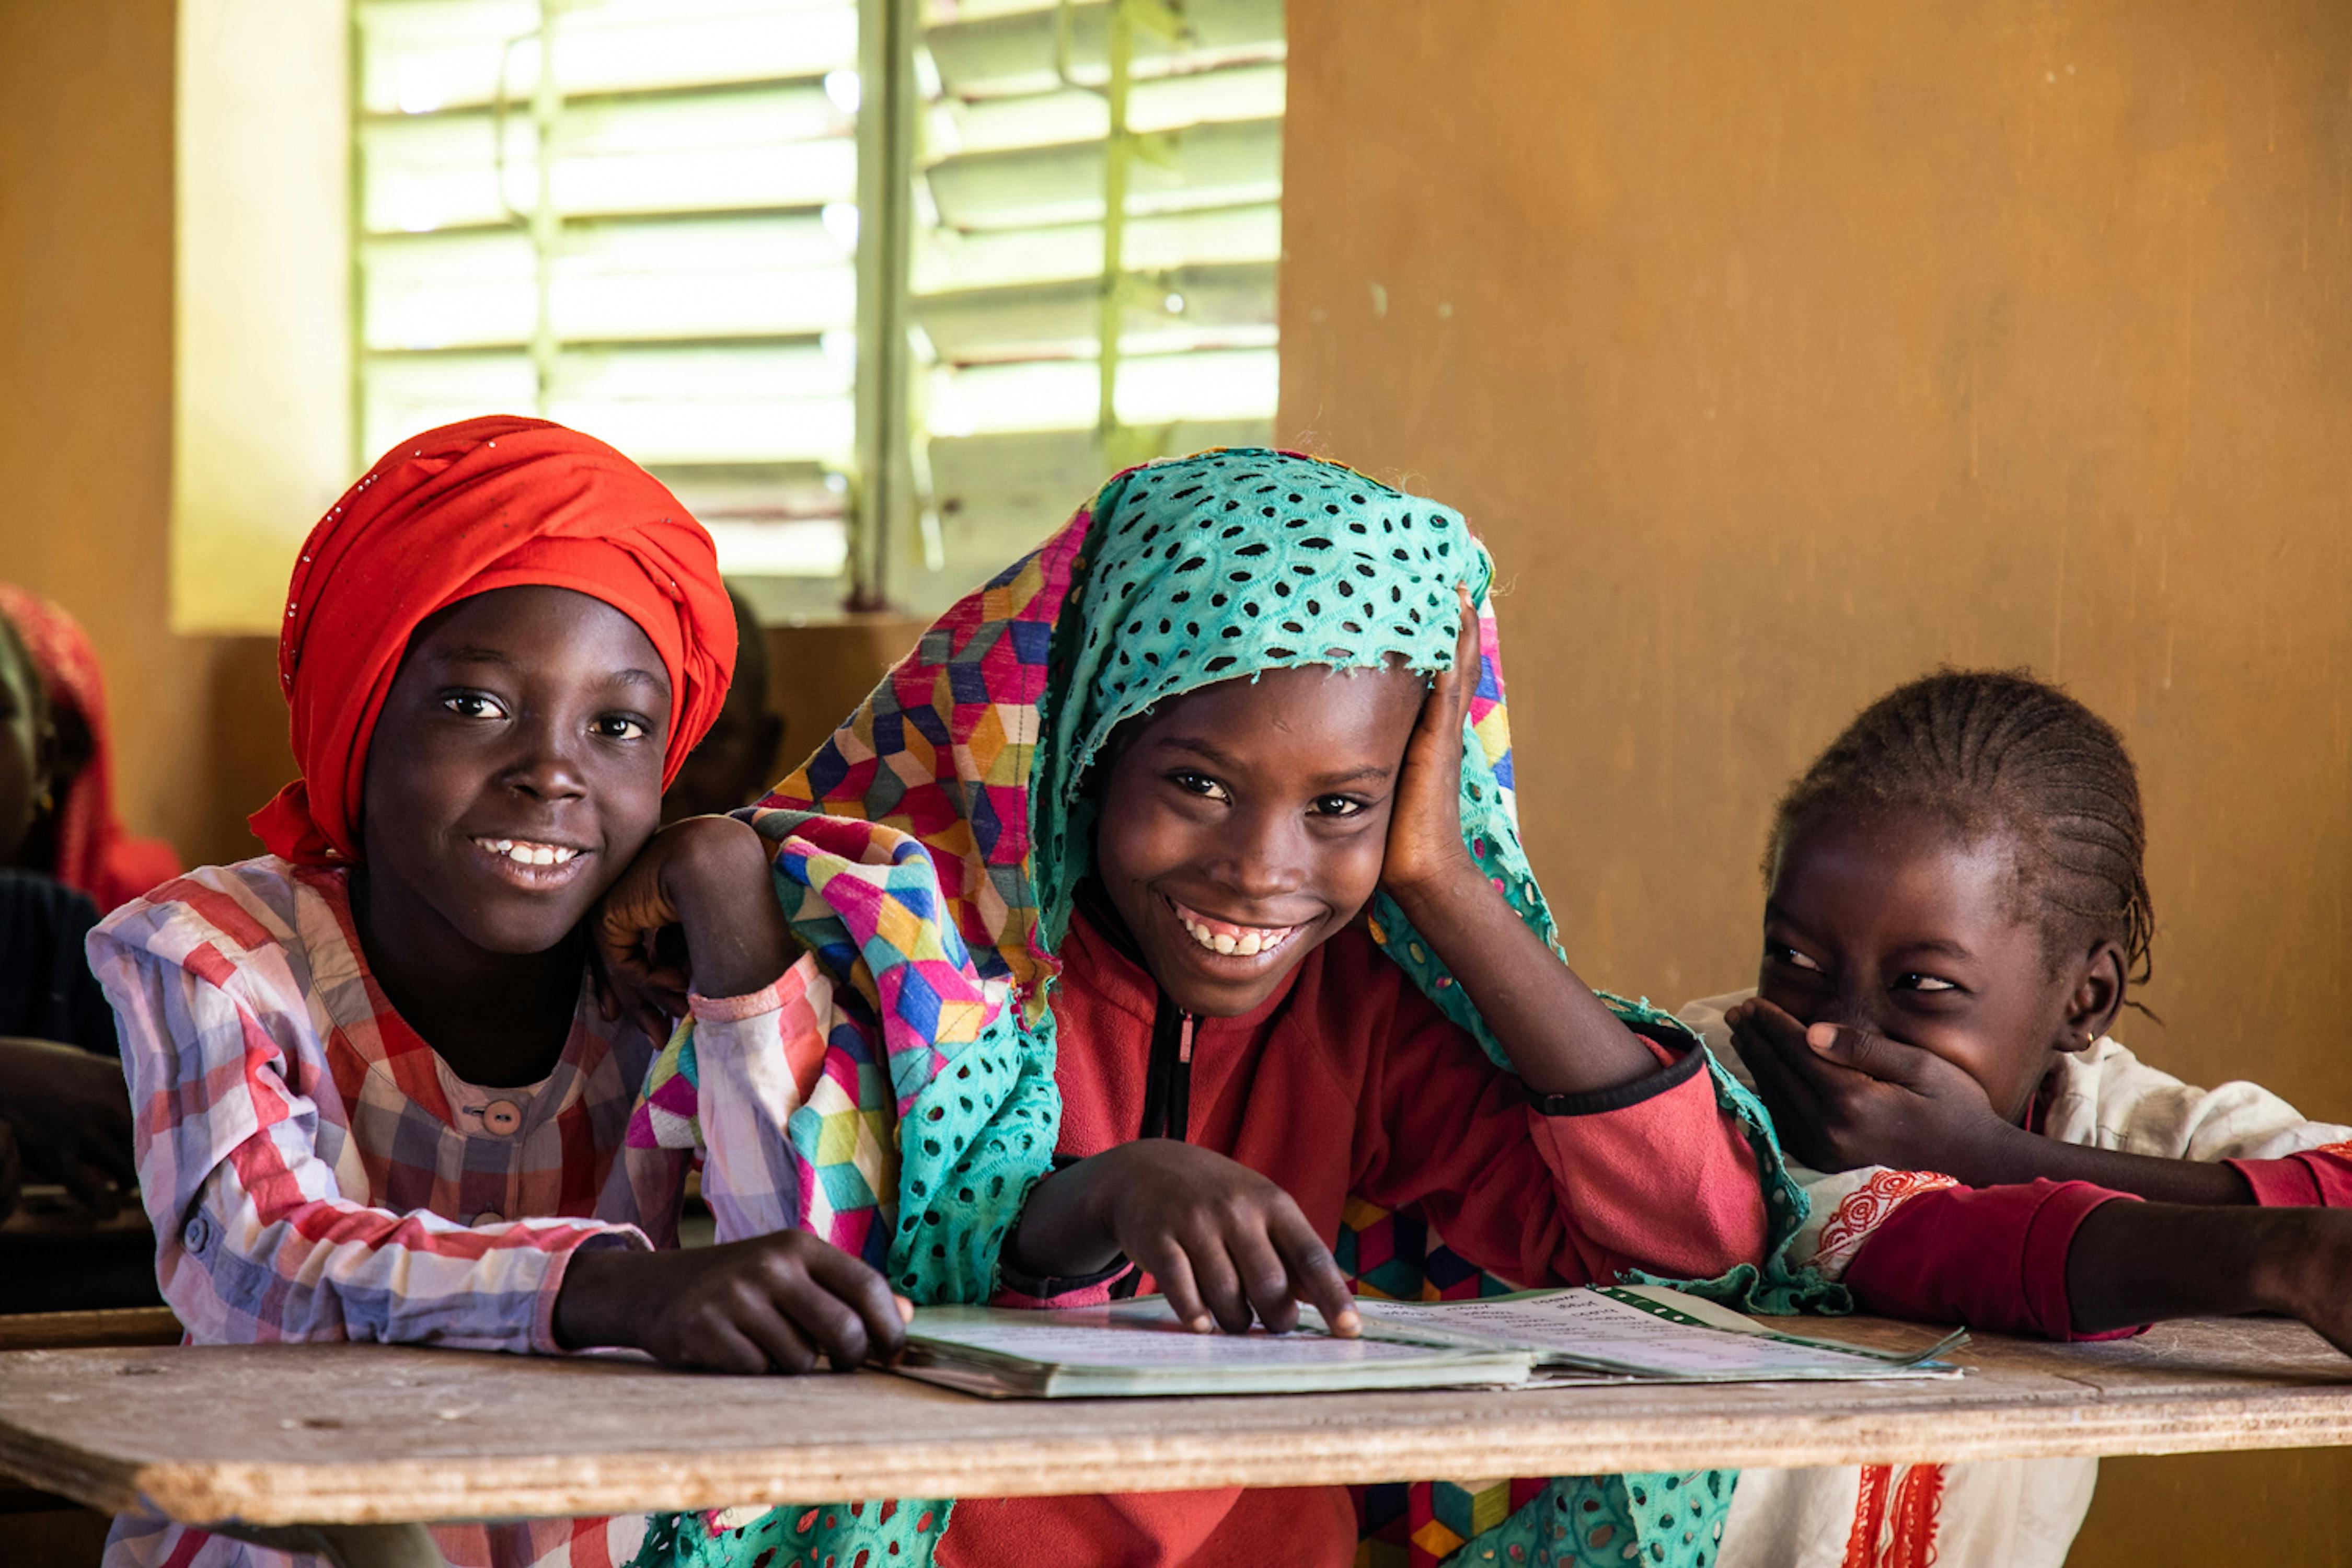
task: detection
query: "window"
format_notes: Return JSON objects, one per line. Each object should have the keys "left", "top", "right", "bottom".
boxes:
{"left": 904, "top": 0, "right": 1284, "bottom": 610}
{"left": 351, "top": 0, "right": 1284, "bottom": 617}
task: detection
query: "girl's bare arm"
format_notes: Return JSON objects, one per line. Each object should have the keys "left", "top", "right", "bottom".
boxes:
{"left": 1378, "top": 598, "right": 1657, "bottom": 1097}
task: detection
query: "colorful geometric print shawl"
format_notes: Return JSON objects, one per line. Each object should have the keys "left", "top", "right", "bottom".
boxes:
{"left": 628, "top": 450, "right": 1837, "bottom": 1568}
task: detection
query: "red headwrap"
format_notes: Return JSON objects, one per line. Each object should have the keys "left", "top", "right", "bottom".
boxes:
{"left": 0, "top": 584, "right": 185, "bottom": 911}
{"left": 250, "top": 416, "right": 736, "bottom": 866}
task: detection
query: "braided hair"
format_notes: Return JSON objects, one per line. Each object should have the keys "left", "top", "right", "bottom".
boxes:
{"left": 1768, "top": 669, "right": 2155, "bottom": 988}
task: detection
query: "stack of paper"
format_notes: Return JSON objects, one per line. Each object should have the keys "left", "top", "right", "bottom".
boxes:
{"left": 894, "top": 1286, "right": 1964, "bottom": 1399}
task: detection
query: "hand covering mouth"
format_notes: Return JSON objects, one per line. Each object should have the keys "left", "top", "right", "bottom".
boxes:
{"left": 1169, "top": 896, "right": 1305, "bottom": 958}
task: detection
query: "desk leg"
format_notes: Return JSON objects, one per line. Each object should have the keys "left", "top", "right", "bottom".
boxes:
{"left": 205, "top": 1522, "right": 446, "bottom": 1568}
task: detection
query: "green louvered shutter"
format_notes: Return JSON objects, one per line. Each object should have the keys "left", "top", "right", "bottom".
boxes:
{"left": 351, "top": 0, "right": 1283, "bottom": 613}
{"left": 353, "top": 0, "right": 863, "bottom": 615}
{"left": 898, "top": 0, "right": 1285, "bottom": 612}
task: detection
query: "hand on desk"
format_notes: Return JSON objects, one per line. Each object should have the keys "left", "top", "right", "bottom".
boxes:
{"left": 1008, "top": 1140, "right": 1362, "bottom": 1338}
{"left": 0, "top": 1035, "right": 136, "bottom": 1220}
{"left": 554, "top": 1230, "right": 912, "bottom": 1374}
{"left": 2066, "top": 1201, "right": 2352, "bottom": 1356}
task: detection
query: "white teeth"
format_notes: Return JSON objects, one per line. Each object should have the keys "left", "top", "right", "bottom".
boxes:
{"left": 1175, "top": 910, "right": 1292, "bottom": 958}
{"left": 477, "top": 838, "right": 579, "bottom": 868}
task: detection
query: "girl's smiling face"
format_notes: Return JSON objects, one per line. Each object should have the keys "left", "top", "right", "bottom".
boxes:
{"left": 1093, "top": 664, "right": 1424, "bottom": 1018}
{"left": 359, "top": 585, "right": 671, "bottom": 958}
{"left": 1758, "top": 805, "right": 2123, "bottom": 1124}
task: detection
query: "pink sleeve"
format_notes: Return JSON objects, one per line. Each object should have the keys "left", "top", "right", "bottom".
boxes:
{"left": 1359, "top": 1013, "right": 1767, "bottom": 1288}
{"left": 687, "top": 962, "right": 832, "bottom": 1243}
{"left": 1522, "top": 1037, "right": 1770, "bottom": 1281}
{"left": 2227, "top": 1142, "right": 2352, "bottom": 1208}
{"left": 1844, "top": 1179, "right": 2138, "bottom": 1341}
{"left": 990, "top": 1260, "right": 1138, "bottom": 1309}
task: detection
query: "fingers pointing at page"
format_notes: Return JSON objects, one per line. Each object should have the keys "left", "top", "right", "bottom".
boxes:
{"left": 1011, "top": 1140, "right": 1363, "bottom": 1336}
{"left": 1276, "top": 1204, "right": 1363, "bottom": 1337}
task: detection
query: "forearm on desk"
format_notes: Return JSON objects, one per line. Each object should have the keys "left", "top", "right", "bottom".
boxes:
{"left": 2064, "top": 1201, "right": 2312, "bottom": 1335}
{"left": 1939, "top": 1125, "right": 2352, "bottom": 1210}
{"left": 1844, "top": 1179, "right": 2328, "bottom": 1341}
{"left": 1949, "top": 1128, "right": 2254, "bottom": 1205}
{"left": 176, "top": 1157, "right": 645, "bottom": 1352}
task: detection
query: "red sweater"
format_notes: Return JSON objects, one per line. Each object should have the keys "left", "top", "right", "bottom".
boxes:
{"left": 1840, "top": 1121, "right": 2352, "bottom": 1340}
{"left": 941, "top": 912, "right": 1768, "bottom": 1568}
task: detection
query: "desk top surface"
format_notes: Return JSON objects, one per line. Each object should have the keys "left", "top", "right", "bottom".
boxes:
{"left": 2, "top": 1316, "right": 2348, "bottom": 1528}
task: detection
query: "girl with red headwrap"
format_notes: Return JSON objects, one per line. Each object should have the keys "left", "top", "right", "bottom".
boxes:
{"left": 87, "top": 418, "right": 909, "bottom": 1568}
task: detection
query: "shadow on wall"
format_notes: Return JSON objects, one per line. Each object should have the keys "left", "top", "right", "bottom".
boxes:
{"left": 206, "top": 639, "right": 295, "bottom": 864}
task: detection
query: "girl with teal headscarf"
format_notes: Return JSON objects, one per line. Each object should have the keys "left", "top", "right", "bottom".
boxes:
{"left": 618, "top": 451, "right": 1831, "bottom": 1568}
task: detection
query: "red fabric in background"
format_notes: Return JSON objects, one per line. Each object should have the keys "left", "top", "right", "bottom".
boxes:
{"left": 2229, "top": 1144, "right": 2352, "bottom": 1208}
{"left": 0, "top": 584, "right": 183, "bottom": 911}
{"left": 248, "top": 416, "right": 735, "bottom": 866}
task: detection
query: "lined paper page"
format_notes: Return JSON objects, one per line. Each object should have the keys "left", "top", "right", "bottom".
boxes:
{"left": 1354, "top": 1289, "right": 1962, "bottom": 1382}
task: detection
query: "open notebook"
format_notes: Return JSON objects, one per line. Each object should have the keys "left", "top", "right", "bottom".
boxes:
{"left": 894, "top": 1285, "right": 1965, "bottom": 1399}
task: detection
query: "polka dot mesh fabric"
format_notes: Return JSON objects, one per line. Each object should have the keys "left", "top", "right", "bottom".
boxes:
{"left": 630, "top": 450, "right": 1835, "bottom": 1568}
{"left": 1032, "top": 449, "right": 1491, "bottom": 966}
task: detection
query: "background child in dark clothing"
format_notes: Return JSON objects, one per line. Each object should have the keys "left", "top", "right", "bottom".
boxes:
{"left": 0, "top": 583, "right": 181, "bottom": 912}
{"left": 0, "top": 608, "right": 133, "bottom": 1224}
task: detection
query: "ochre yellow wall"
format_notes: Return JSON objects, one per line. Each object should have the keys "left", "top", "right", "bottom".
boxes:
{"left": 172, "top": 0, "right": 352, "bottom": 635}
{"left": 1277, "top": 2, "right": 2352, "bottom": 1562}
{"left": 6, "top": 2, "right": 2352, "bottom": 1559}
{"left": 0, "top": 0, "right": 249, "bottom": 867}
{"left": 1281, "top": 0, "right": 2352, "bottom": 1110}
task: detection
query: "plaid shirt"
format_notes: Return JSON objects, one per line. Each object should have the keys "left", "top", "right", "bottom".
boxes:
{"left": 89, "top": 856, "right": 819, "bottom": 1568}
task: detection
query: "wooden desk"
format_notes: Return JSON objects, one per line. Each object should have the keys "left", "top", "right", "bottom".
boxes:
{"left": 0, "top": 1307, "right": 181, "bottom": 1353}
{"left": 0, "top": 1318, "right": 2346, "bottom": 1530}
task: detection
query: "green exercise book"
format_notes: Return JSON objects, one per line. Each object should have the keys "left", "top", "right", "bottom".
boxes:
{"left": 894, "top": 1286, "right": 1965, "bottom": 1399}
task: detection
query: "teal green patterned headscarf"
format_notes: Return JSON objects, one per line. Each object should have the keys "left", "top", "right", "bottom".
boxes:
{"left": 635, "top": 451, "right": 1835, "bottom": 1568}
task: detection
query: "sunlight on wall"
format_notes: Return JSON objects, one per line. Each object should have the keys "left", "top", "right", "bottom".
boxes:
{"left": 172, "top": 0, "right": 352, "bottom": 634}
